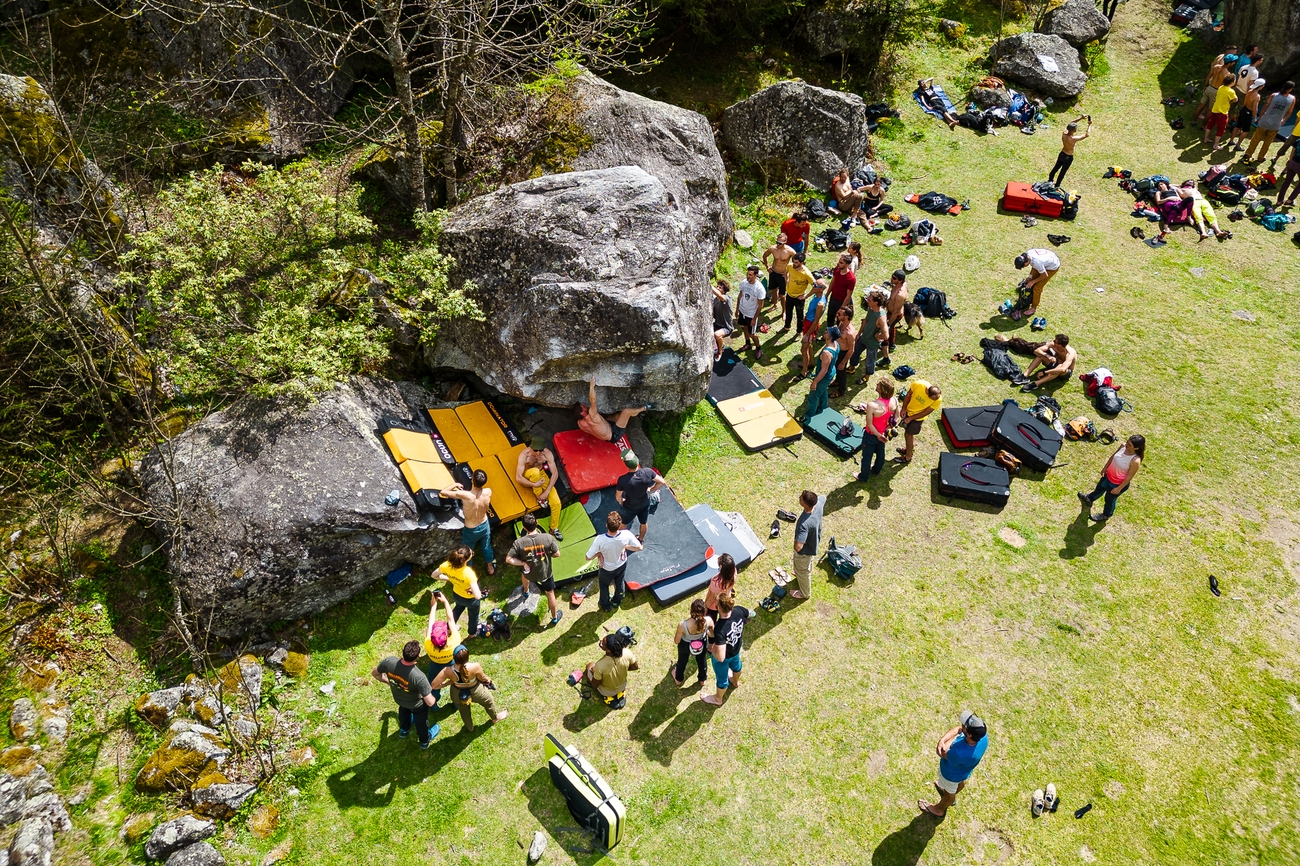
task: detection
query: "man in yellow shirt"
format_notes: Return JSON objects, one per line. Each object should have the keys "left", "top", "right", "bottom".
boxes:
{"left": 896, "top": 380, "right": 942, "bottom": 465}
{"left": 781, "top": 255, "right": 825, "bottom": 332}
{"left": 1202, "top": 72, "right": 1238, "bottom": 150}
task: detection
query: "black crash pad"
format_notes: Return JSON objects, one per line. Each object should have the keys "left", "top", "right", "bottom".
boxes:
{"left": 991, "top": 403, "right": 1062, "bottom": 472}
{"left": 610, "top": 487, "right": 711, "bottom": 591}
{"left": 941, "top": 405, "right": 1002, "bottom": 449}
{"left": 650, "top": 504, "right": 754, "bottom": 605}
{"left": 708, "top": 347, "right": 764, "bottom": 405}
{"left": 937, "top": 452, "right": 1011, "bottom": 506}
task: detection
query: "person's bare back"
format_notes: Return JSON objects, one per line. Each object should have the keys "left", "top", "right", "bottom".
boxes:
{"left": 577, "top": 375, "right": 645, "bottom": 442}
{"left": 443, "top": 482, "right": 492, "bottom": 528}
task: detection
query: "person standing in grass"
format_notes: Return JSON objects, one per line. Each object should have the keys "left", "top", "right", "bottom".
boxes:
{"left": 586, "top": 511, "right": 643, "bottom": 611}
{"left": 671, "top": 599, "right": 714, "bottom": 688}
{"left": 919, "top": 710, "right": 989, "bottom": 818}
{"left": 1202, "top": 72, "right": 1238, "bottom": 151}
{"left": 802, "top": 325, "right": 840, "bottom": 420}
{"left": 783, "top": 253, "right": 824, "bottom": 333}
{"left": 830, "top": 305, "right": 857, "bottom": 398}
{"left": 702, "top": 592, "right": 754, "bottom": 706}
{"left": 704, "top": 553, "right": 737, "bottom": 624}
{"left": 854, "top": 377, "right": 898, "bottom": 481}
{"left": 896, "top": 381, "right": 942, "bottom": 465}
{"left": 1047, "top": 116, "right": 1091, "bottom": 186}
{"left": 849, "top": 289, "right": 889, "bottom": 381}
{"left": 1244, "top": 81, "right": 1296, "bottom": 161}
{"left": 371, "top": 640, "right": 439, "bottom": 748}
{"left": 711, "top": 279, "right": 734, "bottom": 360}
{"left": 1012, "top": 249, "right": 1060, "bottom": 320}
{"left": 424, "top": 590, "right": 461, "bottom": 706}
{"left": 797, "top": 279, "right": 829, "bottom": 380}
{"left": 735, "top": 265, "right": 768, "bottom": 359}
{"left": 826, "top": 253, "right": 857, "bottom": 323}
{"left": 433, "top": 546, "right": 483, "bottom": 638}
{"left": 790, "top": 489, "right": 825, "bottom": 600}
{"left": 762, "top": 233, "right": 795, "bottom": 324}
{"left": 505, "top": 513, "right": 563, "bottom": 627}
{"left": 781, "top": 211, "right": 811, "bottom": 255}
{"left": 883, "top": 269, "right": 908, "bottom": 363}
{"left": 1078, "top": 434, "right": 1144, "bottom": 523}
{"left": 431, "top": 645, "right": 508, "bottom": 731}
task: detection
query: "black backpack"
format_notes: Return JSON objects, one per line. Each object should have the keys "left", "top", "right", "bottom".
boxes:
{"left": 806, "top": 198, "right": 828, "bottom": 220}
{"left": 816, "top": 228, "right": 849, "bottom": 250}
{"left": 917, "top": 191, "right": 958, "bottom": 212}
{"left": 980, "top": 342, "right": 1022, "bottom": 381}
{"left": 913, "top": 287, "right": 955, "bottom": 320}
{"left": 1095, "top": 385, "right": 1123, "bottom": 416}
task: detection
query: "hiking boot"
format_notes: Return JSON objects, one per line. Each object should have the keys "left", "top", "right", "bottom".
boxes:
{"left": 553, "top": 529, "right": 564, "bottom": 542}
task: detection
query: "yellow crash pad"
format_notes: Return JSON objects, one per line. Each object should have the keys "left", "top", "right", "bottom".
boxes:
{"left": 399, "top": 459, "right": 455, "bottom": 495}
{"left": 467, "top": 455, "right": 527, "bottom": 522}
{"left": 427, "top": 408, "right": 480, "bottom": 461}
{"left": 382, "top": 427, "right": 443, "bottom": 465}
{"left": 456, "top": 401, "right": 513, "bottom": 457}
{"left": 715, "top": 390, "right": 787, "bottom": 426}
{"left": 498, "top": 443, "right": 541, "bottom": 512}
{"left": 731, "top": 410, "right": 803, "bottom": 451}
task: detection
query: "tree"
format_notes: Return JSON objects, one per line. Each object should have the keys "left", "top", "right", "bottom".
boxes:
{"left": 119, "top": 0, "right": 653, "bottom": 210}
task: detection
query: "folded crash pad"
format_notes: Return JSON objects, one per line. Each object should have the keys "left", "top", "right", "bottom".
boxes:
{"left": 650, "top": 504, "right": 756, "bottom": 605}
{"left": 455, "top": 400, "right": 520, "bottom": 457}
{"left": 552, "top": 429, "right": 631, "bottom": 495}
{"left": 714, "top": 389, "right": 802, "bottom": 451}
{"left": 708, "top": 347, "right": 764, "bottom": 405}
{"left": 382, "top": 426, "right": 443, "bottom": 465}
{"left": 623, "top": 488, "right": 711, "bottom": 591}
{"left": 715, "top": 390, "right": 786, "bottom": 425}
{"left": 938, "top": 452, "right": 1011, "bottom": 506}
{"left": 802, "top": 407, "right": 864, "bottom": 457}
{"left": 513, "top": 502, "right": 599, "bottom": 583}
{"left": 941, "top": 405, "right": 1001, "bottom": 449}
{"left": 427, "top": 408, "right": 480, "bottom": 462}
{"left": 1002, "top": 181, "right": 1063, "bottom": 217}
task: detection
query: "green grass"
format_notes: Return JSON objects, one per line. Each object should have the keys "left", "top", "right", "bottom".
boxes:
{"left": 46, "top": 0, "right": 1300, "bottom": 863}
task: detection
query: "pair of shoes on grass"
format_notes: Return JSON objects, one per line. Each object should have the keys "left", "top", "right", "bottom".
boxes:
{"left": 1031, "top": 784, "right": 1059, "bottom": 816}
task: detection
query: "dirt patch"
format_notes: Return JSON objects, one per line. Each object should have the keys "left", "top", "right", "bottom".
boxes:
{"left": 979, "top": 828, "right": 1014, "bottom": 863}
{"left": 1104, "top": 779, "right": 1126, "bottom": 800}
{"left": 998, "top": 527, "right": 1026, "bottom": 549}
{"left": 1263, "top": 519, "right": 1300, "bottom": 581}
{"left": 1080, "top": 844, "right": 1097, "bottom": 862}
{"left": 867, "top": 748, "right": 887, "bottom": 779}
{"left": 816, "top": 601, "right": 835, "bottom": 620}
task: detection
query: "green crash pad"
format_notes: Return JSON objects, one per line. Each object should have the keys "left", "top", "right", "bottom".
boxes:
{"left": 513, "top": 502, "right": 599, "bottom": 583}
{"left": 802, "top": 407, "right": 864, "bottom": 458}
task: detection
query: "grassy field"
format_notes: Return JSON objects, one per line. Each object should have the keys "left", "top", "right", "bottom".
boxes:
{"left": 21, "top": 1, "right": 1300, "bottom": 864}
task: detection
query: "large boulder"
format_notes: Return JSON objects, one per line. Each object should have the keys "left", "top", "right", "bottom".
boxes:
{"left": 1189, "top": 9, "right": 1226, "bottom": 49}
{"left": 1040, "top": 0, "right": 1111, "bottom": 46}
{"left": 721, "top": 81, "right": 870, "bottom": 191}
{"left": 1226, "top": 0, "right": 1300, "bottom": 81}
{"left": 8, "top": 816, "right": 54, "bottom": 866}
{"left": 990, "top": 33, "right": 1089, "bottom": 98}
{"left": 140, "top": 378, "right": 458, "bottom": 638}
{"left": 427, "top": 167, "right": 712, "bottom": 411}
{"left": 567, "top": 72, "right": 732, "bottom": 263}
{"left": 146, "top": 816, "right": 217, "bottom": 861}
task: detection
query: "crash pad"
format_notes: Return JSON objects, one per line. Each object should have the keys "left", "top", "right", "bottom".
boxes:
{"left": 650, "top": 504, "right": 756, "bottom": 604}
{"left": 730, "top": 411, "right": 803, "bottom": 451}
{"left": 465, "top": 454, "right": 529, "bottom": 522}
{"left": 941, "top": 405, "right": 1001, "bottom": 449}
{"left": 802, "top": 407, "right": 864, "bottom": 458}
{"left": 455, "top": 400, "right": 519, "bottom": 457}
{"left": 623, "top": 488, "right": 711, "bottom": 591}
{"left": 708, "top": 347, "right": 764, "bottom": 405}
{"left": 427, "top": 408, "right": 480, "bottom": 461}
{"left": 513, "top": 502, "right": 600, "bottom": 583}
{"left": 552, "top": 429, "right": 631, "bottom": 495}
{"left": 382, "top": 427, "right": 442, "bottom": 465}
{"left": 399, "top": 459, "right": 455, "bottom": 496}
{"left": 498, "top": 442, "right": 546, "bottom": 510}
{"left": 715, "top": 390, "right": 787, "bottom": 425}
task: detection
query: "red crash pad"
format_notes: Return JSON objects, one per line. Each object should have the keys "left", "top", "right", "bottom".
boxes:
{"left": 552, "top": 429, "right": 631, "bottom": 495}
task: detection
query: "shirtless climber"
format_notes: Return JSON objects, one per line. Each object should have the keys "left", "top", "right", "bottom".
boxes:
{"left": 576, "top": 375, "right": 647, "bottom": 444}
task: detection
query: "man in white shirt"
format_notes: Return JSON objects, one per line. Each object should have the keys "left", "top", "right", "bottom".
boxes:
{"left": 735, "top": 265, "right": 768, "bottom": 359}
{"left": 1234, "top": 54, "right": 1261, "bottom": 98}
{"left": 1013, "top": 248, "right": 1061, "bottom": 319}
{"left": 585, "top": 511, "right": 643, "bottom": 611}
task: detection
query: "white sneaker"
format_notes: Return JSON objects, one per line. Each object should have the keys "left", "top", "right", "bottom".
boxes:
{"left": 1044, "top": 783, "right": 1058, "bottom": 812}
{"left": 1031, "top": 788, "right": 1045, "bottom": 817}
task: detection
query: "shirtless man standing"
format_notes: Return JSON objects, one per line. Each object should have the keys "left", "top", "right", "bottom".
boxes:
{"left": 883, "top": 269, "right": 908, "bottom": 369}
{"left": 577, "top": 375, "right": 646, "bottom": 445}
{"left": 1048, "top": 116, "right": 1090, "bottom": 186}
{"left": 762, "top": 232, "right": 796, "bottom": 324}
{"left": 514, "top": 437, "right": 562, "bottom": 540}
{"left": 1022, "top": 333, "right": 1078, "bottom": 392}
{"left": 441, "top": 470, "right": 496, "bottom": 575}
{"left": 830, "top": 305, "right": 857, "bottom": 398}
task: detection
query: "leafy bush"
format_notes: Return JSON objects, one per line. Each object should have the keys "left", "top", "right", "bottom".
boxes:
{"left": 122, "top": 161, "right": 477, "bottom": 403}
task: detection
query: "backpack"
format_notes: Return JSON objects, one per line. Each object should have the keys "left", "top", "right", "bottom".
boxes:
{"left": 884, "top": 213, "right": 911, "bottom": 230}
{"left": 1260, "top": 212, "right": 1290, "bottom": 231}
{"left": 911, "top": 218, "right": 938, "bottom": 244}
{"left": 892, "top": 364, "right": 916, "bottom": 379}
{"left": 1208, "top": 185, "right": 1242, "bottom": 204}
{"left": 1095, "top": 385, "right": 1123, "bottom": 416}
{"left": 806, "top": 198, "right": 828, "bottom": 220}
{"left": 917, "top": 191, "right": 958, "bottom": 212}
{"left": 981, "top": 343, "right": 1022, "bottom": 381}
{"left": 1030, "top": 395, "right": 1062, "bottom": 425}
{"left": 816, "top": 228, "right": 849, "bottom": 250}
{"left": 1134, "top": 175, "right": 1170, "bottom": 195}
{"left": 1060, "top": 190, "right": 1080, "bottom": 220}
{"left": 913, "top": 287, "right": 955, "bottom": 320}
{"left": 1201, "top": 164, "right": 1228, "bottom": 186}
{"left": 1065, "top": 417, "right": 1097, "bottom": 441}
{"left": 854, "top": 164, "right": 878, "bottom": 185}
{"left": 1245, "top": 198, "right": 1271, "bottom": 216}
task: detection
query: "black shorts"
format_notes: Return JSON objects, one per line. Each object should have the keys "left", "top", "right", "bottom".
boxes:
{"left": 1236, "top": 106, "right": 1254, "bottom": 131}
{"left": 905, "top": 419, "right": 923, "bottom": 435}
{"left": 743, "top": 314, "right": 761, "bottom": 336}
{"left": 768, "top": 271, "right": 787, "bottom": 296}
{"left": 619, "top": 505, "right": 649, "bottom": 528}
{"left": 608, "top": 422, "right": 625, "bottom": 442}
{"left": 532, "top": 574, "right": 556, "bottom": 593}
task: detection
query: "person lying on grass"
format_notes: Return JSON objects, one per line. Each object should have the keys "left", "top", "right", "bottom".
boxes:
{"left": 916, "top": 78, "right": 959, "bottom": 129}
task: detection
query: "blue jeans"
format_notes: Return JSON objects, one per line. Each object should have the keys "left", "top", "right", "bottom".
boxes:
{"left": 599, "top": 562, "right": 627, "bottom": 609}
{"left": 711, "top": 654, "right": 742, "bottom": 689}
{"left": 461, "top": 521, "right": 494, "bottom": 565}
{"left": 849, "top": 333, "right": 878, "bottom": 374}
{"left": 452, "top": 594, "right": 481, "bottom": 635}
{"left": 1084, "top": 474, "right": 1124, "bottom": 518}
{"left": 858, "top": 433, "right": 885, "bottom": 479}
{"left": 425, "top": 660, "right": 450, "bottom": 703}
{"left": 804, "top": 384, "right": 830, "bottom": 420}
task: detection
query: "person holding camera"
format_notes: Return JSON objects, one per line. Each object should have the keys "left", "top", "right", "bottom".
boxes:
{"left": 423, "top": 590, "right": 461, "bottom": 706}
{"left": 583, "top": 630, "right": 639, "bottom": 708}
{"left": 371, "top": 640, "right": 439, "bottom": 748}
{"left": 430, "top": 644, "right": 508, "bottom": 732}
{"left": 919, "top": 710, "right": 989, "bottom": 818}
{"left": 1048, "top": 116, "right": 1091, "bottom": 186}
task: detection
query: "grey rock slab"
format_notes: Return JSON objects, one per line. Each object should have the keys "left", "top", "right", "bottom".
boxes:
{"left": 1040, "top": 0, "right": 1111, "bottom": 47}
{"left": 165, "top": 841, "right": 227, "bottom": 866}
{"left": 991, "top": 33, "right": 1089, "bottom": 98}
{"left": 145, "top": 815, "right": 217, "bottom": 861}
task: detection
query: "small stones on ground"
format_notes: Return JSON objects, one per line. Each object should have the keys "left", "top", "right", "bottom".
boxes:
{"left": 528, "top": 830, "right": 547, "bottom": 863}
{"left": 1189, "top": 266, "right": 1205, "bottom": 277}
{"left": 319, "top": 681, "right": 335, "bottom": 696}
{"left": 9, "top": 699, "right": 36, "bottom": 741}
{"left": 1232, "top": 310, "right": 1256, "bottom": 322}
{"left": 734, "top": 229, "right": 754, "bottom": 249}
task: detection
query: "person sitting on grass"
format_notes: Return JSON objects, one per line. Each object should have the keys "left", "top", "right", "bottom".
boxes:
{"left": 583, "top": 630, "right": 639, "bottom": 709}
{"left": 860, "top": 177, "right": 890, "bottom": 219}
{"left": 701, "top": 592, "right": 754, "bottom": 706}
{"left": 430, "top": 644, "right": 508, "bottom": 731}
{"left": 917, "top": 78, "right": 959, "bottom": 129}
{"left": 577, "top": 374, "right": 647, "bottom": 444}
{"left": 1022, "top": 334, "right": 1077, "bottom": 392}
{"left": 828, "top": 168, "right": 865, "bottom": 220}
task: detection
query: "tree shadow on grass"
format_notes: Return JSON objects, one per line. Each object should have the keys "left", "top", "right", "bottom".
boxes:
{"left": 628, "top": 671, "right": 714, "bottom": 766}
{"left": 1059, "top": 503, "right": 1105, "bottom": 559}
{"left": 519, "top": 766, "right": 610, "bottom": 866}
{"left": 325, "top": 712, "right": 487, "bottom": 809}
{"left": 871, "top": 812, "right": 940, "bottom": 866}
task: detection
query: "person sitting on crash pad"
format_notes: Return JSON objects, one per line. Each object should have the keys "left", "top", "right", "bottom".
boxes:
{"left": 515, "top": 436, "right": 563, "bottom": 540}
{"left": 917, "top": 78, "right": 958, "bottom": 129}
{"left": 1022, "top": 333, "right": 1077, "bottom": 392}
{"left": 577, "top": 374, "right": 647, "bottom": 444}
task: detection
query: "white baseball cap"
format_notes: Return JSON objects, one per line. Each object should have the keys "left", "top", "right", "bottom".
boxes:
{"left": 904, "top": 254, "right": 921, "bottom": 273}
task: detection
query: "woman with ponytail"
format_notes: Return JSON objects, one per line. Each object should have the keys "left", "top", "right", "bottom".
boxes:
{"left": 1078, "top": 434, "right": 1144, "bottom": 522}
{"left": 671, "top": 599, "right": 714, "bottom": 687}
{"left": 704, "top": 553, "right": 736, "bottom": 624}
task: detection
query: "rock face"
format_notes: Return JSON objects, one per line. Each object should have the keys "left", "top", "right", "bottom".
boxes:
{"left": 8, "top": 815, "right": 54, "bottom": 866}
{"left": 165, "top": 841, "right": 226, "bottom": 866}
{"left": 135, "top": 731, "right": 230, "bottom": 793}
{"left": 140, "top": 378, "right": 458, "bottom": 637}
{"left": 190, "top": 779, "right": 257, "bottom": 820}
{"left": 567, "top": 72, "right": 732, "bottom": 264}
{"left": 1189, "top": 9, "right": 1226, "bottom": 48}
{"left": 990, "top": 33, "right": 1089, "bottom": 98}
{"left": 137, "top": 687, "right": 188, "bottom": 729}
{"left": 9, "top": 699, "right": 36, "bottom": 741}
{"left": 1040, "top": 0, "right": 1111, "bottom": 46}
{"left": 971, "top": 86, "right": 1013, "bottom": 109}
{"left": 146, "top": 816, "right": 217, "bottom": 861}
{"left": 722, "top": 81, "right": 871, "bottom": 190}
{"left": 1225, "top": 0, "right": 1300, "bottom": 80}
{"left": 428, "top": 167, "right": 712, "bottom": 411}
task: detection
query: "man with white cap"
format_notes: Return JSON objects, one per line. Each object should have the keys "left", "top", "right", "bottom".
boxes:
{"left": 920, "top": 710, "right": 989, "bottom": 818}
